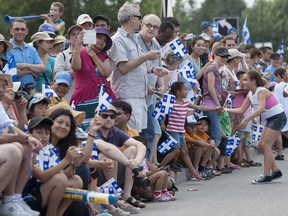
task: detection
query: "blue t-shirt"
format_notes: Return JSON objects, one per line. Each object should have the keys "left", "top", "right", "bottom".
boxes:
{"left": 4, "top": 39, "right": 43, "bottom": 88}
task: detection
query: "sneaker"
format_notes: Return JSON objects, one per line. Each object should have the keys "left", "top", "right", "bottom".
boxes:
{"left": 251, "top": 174, "right": 272, "bottom": 184}
{"left": 119, "top": 204, "right": 140, "bottom": 214}
{"left": 17, "top": 198, "right": 40, "bottom": 216}
{"left": 275, "top": 155, "right": 284, "bottom": 160}
{"left": 0, "top": 201, "right": 31, "bottom": 216}
{"left": 271, "top": 169, "right": 283, "bottom": 181}
{"left": 108, "top": 207, "right": 130, "bottom": 216}
{"left": 163, "top": 191, "right": 176, "bottom": 201}
{"left": 152, "top": 193, "right": 162, "bottom": 202}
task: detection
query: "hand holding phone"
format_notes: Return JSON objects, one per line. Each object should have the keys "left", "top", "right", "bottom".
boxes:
{"left": 83, "top": 30, "right": 97, "bottom": 45}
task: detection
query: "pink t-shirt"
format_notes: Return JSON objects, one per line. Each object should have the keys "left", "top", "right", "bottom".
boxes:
{"left": 71, "top": 49, "right": 116, "bottom": 105}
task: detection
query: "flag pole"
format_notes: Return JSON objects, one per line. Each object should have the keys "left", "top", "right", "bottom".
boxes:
{"left": 96, "top": 85, "right": 104, "bottom": 116}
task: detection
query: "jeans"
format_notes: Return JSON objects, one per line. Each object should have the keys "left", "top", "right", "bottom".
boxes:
{"left": 204, "top": 111, "right": 222, "bottom": 147}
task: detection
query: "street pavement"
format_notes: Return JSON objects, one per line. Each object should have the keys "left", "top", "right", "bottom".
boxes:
{"left": 139, "top": 149, "right": 288, "bottom": 216}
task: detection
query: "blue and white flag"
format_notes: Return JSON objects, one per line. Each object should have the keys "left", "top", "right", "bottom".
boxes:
{"left": 251, "top": 124, "right": 263, "bottom": 141}
{"left": 157, "top": 132, "right": 177, "bottom": 155}
{"left": 178, "top": 59, "right": 197, "bottom": 87}
{"left": 42, "top": 84, "right": 58, "bottom": 98}
{"left": 277, "top": 39, "right": 284, "bottom": 58}
{"left": 152, "top": 101, "right": 165, "bottom": 122}
{"left": 160, "top": 94, "right": 175, "bottom": 114}
{"left": 212, "top": 21, "right": 219, "bottom": 38}
{"left": 100, "top": 178, "right": 123, "bottom": 195}
{"left": 168, "top": 38, "right": 188, "bottom": 58}
{"left": 223, "top": 93, "right": 233, "bottom": 108}
{"left": 71, "top": 101, "right": 76, "bottom": 110}
{"left": 190, "top": 88, "right": 202, "bottom": 102}
{"left": 225, "top": 131, "right": 241, "bottom": 155}
{"left": 242, "top": 17, "right": 251, "bottom": 45}
{"left": 2, "top": 55, "right": 17, "bottom": 82}
{"left": 98, "top": 91, "right": 112, "bottom": 112}
{"left": 82, "top": 141, "right": 98, "bottom": 160}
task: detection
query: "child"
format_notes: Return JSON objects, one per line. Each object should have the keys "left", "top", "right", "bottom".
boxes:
{"left": 192, "top": 116, "right": 221, "bottom": 178}
{"left": 49, "top": 71, "right": 72, "bottom": 108}
{"left": 27, "top": 93, "right": 51, "bottom": 120}
{"left": 42, "top": 2, "right": 65, "bottom": 36}
{"left": 160, "top": 81, "right": 220, "bottom": 180}
{"left": 24, "top": 116, "right": 82, "bottom": 216}
{"left": 236, "top": 71, "right": 261, "bottom": 167}
{"left": 226, "top": 70, "right": 286, "bottom": 184}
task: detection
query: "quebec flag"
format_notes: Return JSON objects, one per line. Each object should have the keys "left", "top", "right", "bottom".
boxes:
{"left": 223, "top": 93, "right": 234, "bottom": 108}
{"left": 178, "top": 59, "right": 197, "bottom": 87}
{"left": 152, "top": 101, "right": 165, "bottom": 122}
{"left": 42, "top": 84, "right": 58, "bottom": 98}
{"left": 251, "top": 124, "right": 263, "bottom": 141}
{"left": 98, "top": 91, "right": 112, "bottom": 112}
{"left": 82, "top": 141, "right": 98, "bottom": 160}
{"left": 100, "top": 178, "right": 123, "bottom": 195}
{"left": 212, "top": 21, "right": 219, "bottom": 38}
{"left": 277, "top": 39, "right": 284, "bottom": 58}
{"left": 225, "top": 131, "right": 241, "bottom": 155}
{"left": 2, "top": 55, "right": 17, "bottom": 82}
{"left": 158, "top": 133, "right": 177, "bottom": 155}
{"left": 168, "top": 38, "right": 188, "bottom": 58}
{"left": 242, "top": 17, "right": 252, "bottom": 45}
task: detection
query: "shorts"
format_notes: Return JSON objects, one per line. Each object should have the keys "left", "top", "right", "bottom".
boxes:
{"left": 167, "top": 131, "right": 186, "bottom": 148}
{"left": 238, "top": 131, "right": 252, "bottom": 147}
{"left": 265, "top": 112, "right": 287, "bottom": 131}
{"left": 218, "top": 137, "right": 228, "bottom": 156}
{"left": 25, "top": 182, "right": 46, "bottom": 215}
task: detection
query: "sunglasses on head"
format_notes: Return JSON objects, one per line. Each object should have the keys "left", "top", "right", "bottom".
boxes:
{"left": 101, "top": 113, "right": 116, "bottom": 119}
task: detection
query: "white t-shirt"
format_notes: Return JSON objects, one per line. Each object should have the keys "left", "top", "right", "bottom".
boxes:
{"left": 273, "top": 82, "right": 288, "bottom": 131}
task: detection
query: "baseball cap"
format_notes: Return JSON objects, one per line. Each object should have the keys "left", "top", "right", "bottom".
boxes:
{"left": 93, "top": 15, "right": 111, "bottom": 26}
{"left": 54, "top": 71, "right": 72, "bottom": 86}
{"left": 200, "top": 21, "right": 212, "bottom": 30}
{"left": 197, "top": 115, "right": 211, "bottom": 125}
{"left": 214, "top": 47, "right": 231, "bottom": 57}
{"left": 227, "top": 27, "right": 237, "bottom": 35}
{"left": 27, "top": 93, "right": 51, "bottom": 111}
{"left": 75, "top": 127, "right": 88, "bottom": 139}
{"left": 67, "top": 25, "right": 83, "bottom": 37}
{"left": 28, "top": 116, "right": 53, "bottom": 133}
{"left": 38, "top": 23, "right": 56, "bottom": 36}
{"left": 77, "top": 14, "right": 93, "bottom": 25}
{"left": 31, "top": 32, "right": 54, "bottom": 43}
{"left": 228, "top": 49, "right": 246, "bottom": 60}
{"left": 185, "top": 115, "right": 201, "bottom": 126}
{"left": 95, "top": 104, "right": 117, "bottom": 114}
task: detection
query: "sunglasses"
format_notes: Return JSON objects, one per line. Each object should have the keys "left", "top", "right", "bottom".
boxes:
{"left": 101, "top": 113, "right": 116, "bottom": 119}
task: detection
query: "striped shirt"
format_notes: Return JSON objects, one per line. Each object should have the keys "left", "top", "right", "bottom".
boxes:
{"left": 110, "top": 28, "right": 147, "bottom": 99}
{"left": 166, "top": 100, "right": 189, "bottom": 133}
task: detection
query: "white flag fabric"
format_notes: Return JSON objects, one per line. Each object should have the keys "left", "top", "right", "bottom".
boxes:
{"left": 251, "top": 124, "right": 263, "bottom": 141}
{"left": 277, "top": 39, "right": 284, "bottom": 58}
{"left": 168, "top": 38, "right": 188, "bottom": 58}
{"left": 100, "top": 178, "right": 123, "bottom": 195}
{"left": 2, "top": 55, "right": 17, "bottom": 82}
{"left": 226, "top": 131, "right": 241, "bottom": 155}
{"left": 42, "top": 84, "right": 58, "bottom": 98}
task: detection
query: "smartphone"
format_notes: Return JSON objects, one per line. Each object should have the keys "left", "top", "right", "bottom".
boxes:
{"left": 184, "top": 33, "right": 194, "bottom": 40}
{"left": 7, "top": 126, "right": 15, "bottom": 134}
{"left": 83, "top": 30, "right": 97, "bottom": 45}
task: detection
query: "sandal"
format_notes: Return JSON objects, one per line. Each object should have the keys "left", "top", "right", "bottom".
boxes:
{"left": 248, "top": 160, "right": 262, "bottom": 167}
{"left": 125, "top": 196, "right": 146, "bottom": 208}
{"left": 239, "top": 161, "right": 250, "bottom": 168}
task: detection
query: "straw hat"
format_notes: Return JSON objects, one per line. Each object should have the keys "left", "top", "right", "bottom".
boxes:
{"left": 0, "top": 71, "right": 13, "bottom": 88}
{"left": 49, "top": 102, "right": 86, "bottom": 125}
{"left": 53, "top": 35, "right": 66, "bottom": 46}
{"left": 0, "top": 34, "right": 13, "bottom": 52}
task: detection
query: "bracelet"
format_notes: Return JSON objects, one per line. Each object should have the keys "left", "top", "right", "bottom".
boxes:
{"left": 151, "top": 67, "right": 155, "bottom": 73}
{"left": 88, "top": 133, "right": 96, "bottom": 139}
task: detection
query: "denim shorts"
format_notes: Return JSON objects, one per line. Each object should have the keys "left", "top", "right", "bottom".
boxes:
{"left": 167, "top": 131, "right": 186, "bottom": 148}
{"left": 265, "top": 112, "right": 287, "bottom": 131}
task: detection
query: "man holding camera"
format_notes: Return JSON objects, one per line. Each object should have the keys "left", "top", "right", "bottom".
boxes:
{"left": 94, "top": 104, "right": 147, "bottom": 208}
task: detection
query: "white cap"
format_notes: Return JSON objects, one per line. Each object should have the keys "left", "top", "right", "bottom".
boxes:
{"left": 228, "top": 49, "right": 246, "bottom": 60}
{"left": 77, "top": 14, "right": 93, "bottom": 25}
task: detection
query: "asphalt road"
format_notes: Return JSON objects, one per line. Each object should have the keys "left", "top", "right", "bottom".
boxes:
{"left": 139, "top": 149, "right": 288, "bottom": 216}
